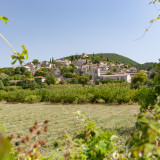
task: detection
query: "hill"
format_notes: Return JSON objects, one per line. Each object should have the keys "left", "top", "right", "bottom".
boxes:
{"left": 88, "top": 53, "right": 155, "bottom": 70}
{"left": 61, "top": 53, "right": 155, "bottom": 71}
{"left": 88, "top": 53, "right": 139, "bottom": 66}
{"left": 138, "top": 62, "right": 155, "bottom": 71}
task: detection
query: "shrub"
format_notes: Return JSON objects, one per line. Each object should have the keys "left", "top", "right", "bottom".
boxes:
{"left": 66, "top": 78, "right": 78, "bottom": 84}
{"left": 45, "top": 75, "right": 56, "bottom": 85}
{"left": 24, "top": 95, "right": 41, "bottom": 103}
{"left": 0, "top": 80, "right": 4, "bottom": 90}
{"left": 0, "top": 84, "right": 145, "bottom": 104}
{"left": 0, "top": 90, "right": 6, "bottom": 101}
{"left": 97, "top": 99, "right": 105, "bottom": 104}
{"left": 131, "top": 72, "right": 148, "bottom": 89}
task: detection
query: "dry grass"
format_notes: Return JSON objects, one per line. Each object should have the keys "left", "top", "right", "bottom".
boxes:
{"left": 0, "top": 102, "right": 139, "bottom": 156}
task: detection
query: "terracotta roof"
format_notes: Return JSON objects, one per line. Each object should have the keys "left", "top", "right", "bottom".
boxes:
{"left": 34, "top": 76, "right": 46, "bottom": 79}
{"left": 99, "top": 74, "right": 130, "bottom": 77}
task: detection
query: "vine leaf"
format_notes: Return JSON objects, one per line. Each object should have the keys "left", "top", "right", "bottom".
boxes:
{"left": 10, "top": 45, "right": 29, "bottom": 65}
{"left": 0, "top": 16, "right": 9, "bottom": 24}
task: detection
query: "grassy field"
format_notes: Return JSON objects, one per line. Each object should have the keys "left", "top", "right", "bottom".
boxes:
{"left": 0, "top": 102, "right": 139, "bottom": 156}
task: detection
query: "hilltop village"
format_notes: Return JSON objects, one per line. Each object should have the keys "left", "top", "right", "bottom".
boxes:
{"left": 11, "top": 53, "right": 148, "bottom": 85}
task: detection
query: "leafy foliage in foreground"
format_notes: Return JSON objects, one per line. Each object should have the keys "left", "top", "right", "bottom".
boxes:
{"left": 127, "top": 60, "right": 160, "bottom": 159}
{"left": 53, "top": 113, "right": 127, "bottom": 160}
{"left": 0, "top": 120, "right": 49, "bottom": 160}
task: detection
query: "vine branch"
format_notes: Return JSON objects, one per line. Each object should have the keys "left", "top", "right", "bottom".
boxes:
{"left": 0, "top": 33, "right": 18, "bottom": 56}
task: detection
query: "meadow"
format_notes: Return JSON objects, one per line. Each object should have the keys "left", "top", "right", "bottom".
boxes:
{"left": 0, "top": 102, "right": 139, "bottom": 156}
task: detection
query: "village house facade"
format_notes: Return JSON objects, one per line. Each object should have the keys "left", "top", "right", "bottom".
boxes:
{"left": 56, "top": 59, "right": 71, "bottom": 66}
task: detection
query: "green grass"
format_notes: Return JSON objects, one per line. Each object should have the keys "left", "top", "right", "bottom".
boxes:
{"left": 0, "top": 102, "right": 139, "bottom": 156}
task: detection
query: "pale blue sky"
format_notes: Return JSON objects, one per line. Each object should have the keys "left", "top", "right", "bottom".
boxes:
{"left": 0, "top": 0, "right": 160, "bottom": 67}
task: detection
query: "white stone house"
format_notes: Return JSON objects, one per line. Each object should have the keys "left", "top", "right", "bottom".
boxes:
{"left": 99, "top": 74, "right": 132, "bottom": 83}
{"left": 109, "top": 63, "right": 116, "bottom": 67}
{"left": 99, "top": 64, "right": 109, "bottom": 71}
{"left": 25, "top": 62, "right": 34, "bottom": 66}
{"left": 56, "top": 59, "right": 71, "bottom": 66}
{"left": 94, "top": 69, "right": 131, "bottom": 83}
{"left": 81, "top": 65, "right": 90, "bottom": 74}
{"left": 54, "top": 68, "right": 61, "bottom": 76}
{"left": 82, "top": 53, "right": 89, "bottom": 58}
{"left": 30, "top": 68, "right": 38, "bottom": 75}
{"left": 72, "top": 59, "right": 86, "bottom": 67}
{"left": 23, "top": 66, "right": 31, "bottom": 72}
{"left": 35, "top": 64, "right": 41, "bottom": 69}
{"left": 126, "top": 67, "right": 137, "bottom": 73}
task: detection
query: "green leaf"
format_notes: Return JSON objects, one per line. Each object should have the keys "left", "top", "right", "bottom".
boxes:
{"left": 10, "top": 55, "right": 17, "bottom": 59}
{"left": 0, "top": 16, "right": 9, "bottom": 24}
{"left": 21, "top": 45, "right": 28, "bottom": 59}
{"left": 11, "top": 59, "right": 17, "bottom": 65}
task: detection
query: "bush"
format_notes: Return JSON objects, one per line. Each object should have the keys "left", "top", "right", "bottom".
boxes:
{"left": 3, "top": 86, "right": 22, "bottom": 92}
{"left": 0, "top": 83, "right": 146, "bottom": 104}
{"left": 97, "top": 99, "right": 105, "bottom": 104}
{"left": 45, "top": 75, "right": 56, "bottom": 85}
{"left": 0, "top": 80, "right": 4, "bottom": 90}
{"left": 0, "top": 90, "right": 6, "bottom": 101}
{"left": 131, "top": 72, "right": 148, "bottom": 89}
{"left": 66, "top": 78, "right": 78, "bottom": 84}
{"left": 24, "top": 95, "right": 41, "bottom": 103}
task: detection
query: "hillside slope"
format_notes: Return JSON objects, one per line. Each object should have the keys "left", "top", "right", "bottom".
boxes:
{"left": 64, "top": 53, "right": 155, "bottom": 70}
{"left": 89, "top": 53, "right": 139, "bottom": 66}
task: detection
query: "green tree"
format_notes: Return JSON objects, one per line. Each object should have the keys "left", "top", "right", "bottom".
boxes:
{"left": 24, "top": 71, "right": 32, "bottom": 78}
{"left": 17, "top": 78, "right": 32, "bottom": 89}
{"left": 15, "top": 67, "right": 22, "bottom": 75}
{"left": 34, "top": 70, "right": 47, "bottom": 77}
{"left": 52, "top": 57, "right": 56, "bottom": 64}
{"left": 66, "top": 78, "right": 78, "bottom": 84}
{"left": 46, "top": 75, "right": 56, "bottom": 85}
{"left": 78, "top": 74, "right": 90, "bottom": 84}
{"left": 0, "top": 73, "right": 9, "bottom": 81}
{"left": 131, "top": 72, "right": 148, "bottom": 89}
{"left": 32, "top": 59, "right": 40, "bottom": 65}
{"left": 0, "top": 80, "right": 4, "bottom": 89}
